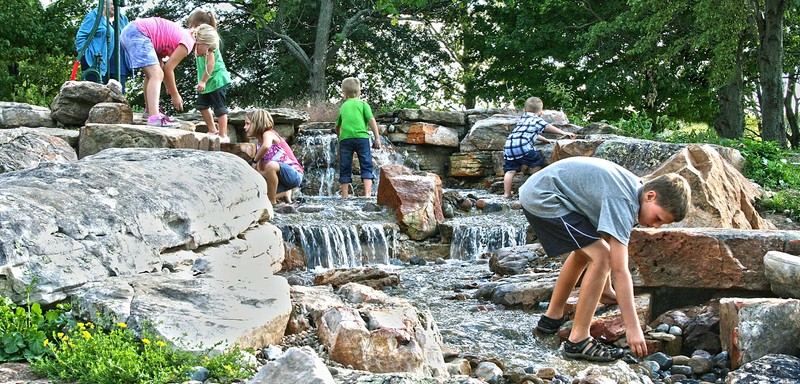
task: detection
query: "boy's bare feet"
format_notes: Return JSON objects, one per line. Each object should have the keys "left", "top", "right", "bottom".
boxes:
{"left": 600, "top": 291, "right": 618, "bottom": 305}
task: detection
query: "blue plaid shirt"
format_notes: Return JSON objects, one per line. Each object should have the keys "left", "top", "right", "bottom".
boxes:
{"left": 503, "top": 112, "right": 548, "bottom": 160}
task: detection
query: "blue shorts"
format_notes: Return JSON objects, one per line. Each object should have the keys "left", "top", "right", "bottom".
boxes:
{"left": 121, "top": 24, "right": 159, "bottom": 69}
{"left": 339, "top": 138, "right": 374, "bottom": 183}
{"left": 522, "top": 209, "right": 601, "bottom": 257}
{"left": 276, "top": 163, "right": 303, "bottom": 193}
{"left": 503, "top": 150, "right": 545, "bottom": 172}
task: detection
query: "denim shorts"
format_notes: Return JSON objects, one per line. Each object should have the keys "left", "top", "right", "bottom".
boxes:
{"left": 196, "top": 85, "right": 229, "bottom": 116}
{"left": 339, "top": 138, "right": 374, "bottom": 183}
{"left": 503, "top": 149, "right": 546, "bottom": 172}
{"left": 276, "top": 163, "right": 303, "bottom": 193}
{"left": 121, "top": 24, "right": 158, "bottom": 69}
{"left": 522, "top": 208, "right": 602, "bottom": 257}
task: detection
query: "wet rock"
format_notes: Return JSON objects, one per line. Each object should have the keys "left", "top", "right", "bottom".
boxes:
{"left": 247, "top": 346, "right": 335, "bottom": 384}
{"left": 688, "top": 355, "right": 712, "bottom": 375}
{"left": 459, "top": 115, "right": 517, "bottom": 152}
{"left": 377, "top": 163, "right": 444, "bottom": 240}
{"left": 313, "top": 267, "right": 400, "bottom": 289}
{"left": 573, "top": 360, "right": 645, "bottom": 384}
{"left": 474, "top": 362, "right": 502, "bottom": 383}
{"left": 725, "top": 354, "right": 800, "bottom": 383}
{"left": 487, "top": 244, "right": 546, "bottom": 276}
{"left": 645, "top": 352, "right": 673, "bottom": 370}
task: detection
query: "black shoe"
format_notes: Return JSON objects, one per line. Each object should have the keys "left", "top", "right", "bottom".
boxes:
{"left": 535, "top": 314, "right": 569, "bottom": 334}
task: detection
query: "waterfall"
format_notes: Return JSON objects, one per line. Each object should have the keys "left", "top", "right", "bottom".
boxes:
{"left": 293, "top": 131, "right": 339, "bottom": 196}
{"left": 448, "top": 216, "right": 528, "bottom": 260}
{"left": 280, "top": 222, "right": 396, "bottom": 269}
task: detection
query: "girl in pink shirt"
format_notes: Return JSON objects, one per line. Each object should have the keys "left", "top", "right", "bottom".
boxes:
{"left": 245, "top": 109, "right": 304, "bottom": 205}
{"left": 120, "top": 17, "right": 194, "bottom": 127}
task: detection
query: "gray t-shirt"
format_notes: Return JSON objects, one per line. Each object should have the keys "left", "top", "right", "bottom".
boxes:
{"left": 519, "top": 157, "right": 643, "bottom": 246}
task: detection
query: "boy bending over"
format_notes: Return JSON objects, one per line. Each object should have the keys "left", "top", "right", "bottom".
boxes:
{"left": 522, "top": 157, "right": 690, "bottom": 361}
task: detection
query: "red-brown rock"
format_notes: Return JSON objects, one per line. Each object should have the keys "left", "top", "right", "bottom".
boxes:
{"left": 377, "top": 164, "right": 444, "bottom": 240}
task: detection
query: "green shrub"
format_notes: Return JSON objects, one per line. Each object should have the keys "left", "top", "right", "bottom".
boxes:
{"left": 32, "top": 321, "right": 256, "bottom": 384}
{"left": 0, "top": 296, "right": 71, "bottom": 362}
{"left": 734, "top": 139, "right": 800, "bottom": 190}
{"left": 760, "top": 190, "right": 800, "bottom": 221}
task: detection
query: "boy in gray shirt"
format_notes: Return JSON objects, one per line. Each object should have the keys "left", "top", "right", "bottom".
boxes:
{"left": 521, "top": 156, "right": 691, "bottom": 362}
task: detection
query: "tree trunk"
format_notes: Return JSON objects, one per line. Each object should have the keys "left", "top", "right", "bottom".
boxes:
{"left": 753, "top": 0, "right": 788, "bottom": 146}
{"left": 785, "top": 71, "right": 799, "bottom": 148}
{"left": 714, "top": 35, "right": 745, "bottom": 139}
{"left": 310, "top": 0, "right": 334, "bottom": 102}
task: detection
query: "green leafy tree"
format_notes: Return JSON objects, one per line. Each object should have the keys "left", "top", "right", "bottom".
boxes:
{"left": 0, "top": 0, "right": 90, "bottom": 106}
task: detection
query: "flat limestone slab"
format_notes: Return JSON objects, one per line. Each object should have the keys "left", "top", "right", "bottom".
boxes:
{"left": 79, "top": 123, "right": 219, "bottom": 158}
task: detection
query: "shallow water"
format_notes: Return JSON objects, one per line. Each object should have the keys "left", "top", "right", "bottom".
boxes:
{"left": 386, "top": 260, "right": 596, "bottom": 376}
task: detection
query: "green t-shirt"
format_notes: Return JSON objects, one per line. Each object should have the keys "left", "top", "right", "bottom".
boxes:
{"left": 336, "top": 98, "right": 373, "bottom": 140}
{"left": 195, "top": 48, "right": 232, "bottom": 94}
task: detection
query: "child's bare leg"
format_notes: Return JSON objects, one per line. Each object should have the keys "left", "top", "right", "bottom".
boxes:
{"left": 199, "top": 109, "right": 217, "bottom": 134}
{"left": 503, "top": 170, "right": 517, "bottom": 198}
{"left": 341, "top": 183, "right": 350, "bottom": 198}
{"left": 141, "top": 65, "right": 164, "bottom": 118}
{"left": 529, "top": 165, "right": 543, "bottom": 175}
{"left": 363, "top": 179, "right": 373, "bottom": 197}
{"left": 275, "top": 189, "right": 292, "bottom": 204}
{"left": 262, "top": 161, "right": 281, "bottom": 204}
{"left": 568, "top": 240, "right": 611, "bottom": 343}
{"left": 545, "top": 250, "right": 590, "bottom": 319}
{"left": 218, "top": 114, "right": 229, "bottom": 139}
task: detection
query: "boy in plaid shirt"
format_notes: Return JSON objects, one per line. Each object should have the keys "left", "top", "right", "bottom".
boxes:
{"left": 503, "top": 97, "right": 576, "bottom": 198}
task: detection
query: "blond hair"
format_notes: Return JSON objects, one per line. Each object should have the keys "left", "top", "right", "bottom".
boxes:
{"left": 187, "top": 9, "right": 218, "bottom": 29}
{"left": 342, "top": 77, "right": 361, "bottom": 98}
{"left": 524, "top": 97, "right": 544, "bottom": 113}
{"left": 193, "top": 24, "right": 219, "bottom": 51}
{"left": 246, "top": 109, "right": 274, "bottom": 138}
{"left": 643, "top": 173, "right": 692, "bottom": 221}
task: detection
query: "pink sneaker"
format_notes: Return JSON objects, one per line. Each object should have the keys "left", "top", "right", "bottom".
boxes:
{"left": 147, "top": 114, "right": 180, "bottom": 128}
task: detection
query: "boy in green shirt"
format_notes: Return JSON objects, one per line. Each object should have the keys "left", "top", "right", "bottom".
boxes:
{"left": 335, "top": 77, "right": 382, "bottom": 197}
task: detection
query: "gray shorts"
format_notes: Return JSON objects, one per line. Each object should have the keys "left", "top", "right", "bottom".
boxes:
{"left": 121, "top": 24, "right": 159, "bottom": 69}
{"left": 522, "top": 208, "right": 602, "bottom": 257}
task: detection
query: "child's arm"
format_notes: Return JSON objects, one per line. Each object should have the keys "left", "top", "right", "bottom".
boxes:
{"left": 369, "top": 118, "right": 381, "bottom": 149}
{"left": 544, "top": 124, "right": 577, "bottom": 139}
{"left": 251, "top": 131, "right": 276, "bottom": 167}
{"left": 196, "top": 50, "right": 215, "bottom": 93}
{"left": 608, "top": 237, "right": 647, "bottom": 357}
{"left": 163, "top": 44, "right": 190, "bottom": 111}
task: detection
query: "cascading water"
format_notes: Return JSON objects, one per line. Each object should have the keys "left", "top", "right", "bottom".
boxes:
{"left": 293, "top": 130, "right": 339, "bottom": 196}
{"left": 273, "top": 197, "right": 398, "bottom": 269}
{"left": 447, "top": 208, "right": 529, "bottom": 260}
{"left": 449, "top": 215, "right": 528, "bottom": 260}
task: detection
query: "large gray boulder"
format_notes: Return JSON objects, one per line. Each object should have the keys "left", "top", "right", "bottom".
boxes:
{"left": 247, "top": 347, "right": 336, "bottom": 384}
{"left": 0, "top": 129, "right": 76, "bottom": 174}
{"left": 0, "top": 148, "right": 271, "bottom": 304}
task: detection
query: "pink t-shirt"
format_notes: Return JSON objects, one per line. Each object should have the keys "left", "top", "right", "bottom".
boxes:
{"left": 133, "top": 18, "right": 194, "bottom": 58}
{"left": 257, "top": 131, "right": 304, "bottom": 174}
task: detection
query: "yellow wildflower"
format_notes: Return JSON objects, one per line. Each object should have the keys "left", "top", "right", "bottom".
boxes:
{"left": 62, "top": 335, "right": 69, "bottom": 341}
{"left": 117, "top": 322, "right": 127, "bottom": 328}
{"left": 57, "top": 332, "right": 64, "bottom": 339}
{"left": 77, "top": 322, "right": 85, "bottom": 329}
{"left": 43, "top": 339, "right": 49, "bottom": 347}
{"left": 156, "top": 340, "right": 166, "bottom": 347}
{"left": 141, "top": 338, "right": 151, "bottom": 345}
{"left": 81, "top": 331, "right": 91, "bottom": 339}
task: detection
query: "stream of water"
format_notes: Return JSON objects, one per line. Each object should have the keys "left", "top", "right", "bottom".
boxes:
{"left": 386, "top": 260, "right": 593, "bottom": 376}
